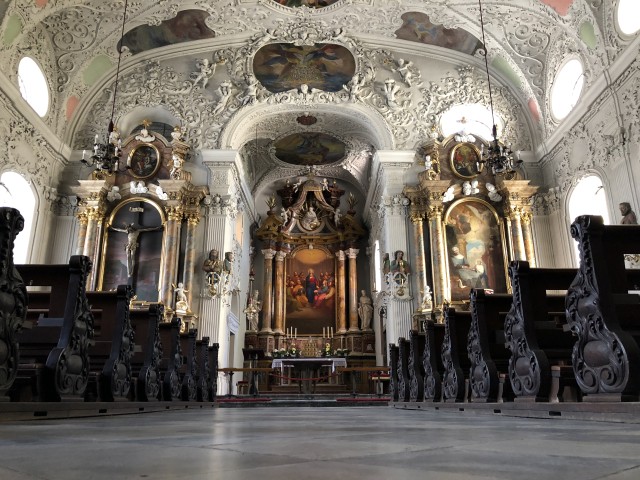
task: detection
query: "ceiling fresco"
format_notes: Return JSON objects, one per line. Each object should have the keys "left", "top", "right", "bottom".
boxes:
{"left": 395, "top": 12, "right": 483, "bottom": 56}
{"left": 253, "top": 43, "right": 355, "bottom": 93}
{"left": 272, "top": 0, "right": 341, "bottom": 8}
{"left": 119, "top": 10, "right": 215, "bottom": 55}
{"left": 274, "top": 132, "right": 346, "bottom": 165}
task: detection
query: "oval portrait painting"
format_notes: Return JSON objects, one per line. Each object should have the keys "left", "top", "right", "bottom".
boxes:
{"left": 128, "top": 144, "right": 160, "bottom": 179}
{"left": 450, "top": 143, "right": 481, "bottom": 179}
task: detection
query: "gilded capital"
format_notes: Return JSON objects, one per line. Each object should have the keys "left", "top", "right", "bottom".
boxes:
{"left": 76, "top": 211, "right": 88, "bottom": 226}
{"left": 186, "top": 212, "right": 200, "bottom": 226}
{"left": 262, "top": 249, "right": 276, "bottom": 260}
{"left": 167, "top": 206, "right": 183, "bottom": 221}
{"left": 426, "top": 205, "right": 443, "bottom": 219}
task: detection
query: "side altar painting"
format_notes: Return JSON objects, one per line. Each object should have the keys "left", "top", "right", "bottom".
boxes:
{"left": 100, "top": 199, "right": 165, "bottom": 302}
{"left": 285, "top": 248, "right": 335, "bottom": 334}
{"left": 444, "top": 199, "right": 507, "bottom": 302}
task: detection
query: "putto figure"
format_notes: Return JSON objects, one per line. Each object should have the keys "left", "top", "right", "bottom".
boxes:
{"left": 620, "top": 202, "right": 638, "bottom": 225}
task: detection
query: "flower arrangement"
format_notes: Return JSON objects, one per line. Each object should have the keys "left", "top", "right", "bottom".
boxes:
{"left": 272, "top": 346, "right": 301, "bottom": 358}
{"left": 321, "top": 343, "right": 332, "bottom": 357}
{"left": 334, "top": 348, "right": 350, "bottom": 357}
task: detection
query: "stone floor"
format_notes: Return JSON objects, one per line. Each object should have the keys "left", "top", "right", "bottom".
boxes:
{"left": 0, "top": 407, "right": 639, "bottom": 480}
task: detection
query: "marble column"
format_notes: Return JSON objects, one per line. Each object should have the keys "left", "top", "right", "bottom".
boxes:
{"left": 411, "top": 214, "right": 428, "bottom": 306}
{"left": 183, "top": 213, "right": 200, "bottom": 311}
{"left": 427, "top": 206, "right": 447, "bottom": 313}
{"left": 336, "top": 250, "right": 347, "bottom": 334}
{"left": 82, "top": 208, "right": 103, "bottom": 290}
{"left": 511, "top": 208, "right": 527, "bottom": 261}
{"left": 521, "top": 212, "right": 537, "bottom": 267}
{"left": 160, "top": 207, "right": 183, "bottom": 309}
{"left": 75, "top": 212, "right": 88, "bottom": 256}
{"left": 273, "top": 250, "right": 286, "bottom": 335}
{"left": 347, "top": 248, "right": 360, "bottom": 332}
{"left": 261, "top": 249, "right": 276, "bottom": 333}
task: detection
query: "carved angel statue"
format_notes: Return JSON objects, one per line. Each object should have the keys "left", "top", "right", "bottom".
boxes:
{"left": 106, "top": 186, "right": 121, "bottom": 203}
{"left": 281, "top": 207, "right": 290, "bottom": 225}
{"left": 292, "top": 178, "right": 303, "bottom": 193}
{"left": 343, "top": 73, "right": 366, "bottom": 101}
{"left": 213, "top": 81, "right": 233, "bottom": 116}
{"left": 172, "top": 282, "right": 189, "bottom": 313}
{"left": 190, "top": 58, "right": 217, "bottom": 90}
{"left": 357, "top": 290, "right": 373, "bottom": 331}
{"left": 130, "top": 181, "right": 148, "bottom": 194}
{"left": 240, "top": 75, "right": 259, "bottom": 106}
{"left": 244, "top": 289, "right": 262, "bottom": 332}
{"left": 334, "top": 208, "right": 342, "bottom": 226}
{"left": 395, "top": 58, "right": 415, "bottom": 87}
{"left": 420, "top": 285, "right": 433, "bottom": 312}
{"left": 301, "top": 205, "right": 320, "bottom": 231}
{"left": 443, "top": 185, "right": 455, "bottom": 203}
{"left": 155, "top": 185, "right": 168, "bottom": 201}
{"left": 383, "top": 78, "right": 401, "bottom": 109}
{"left": 169, "top": 154, "right": 184, "bottom": 180}
{"left": 486, "top": 183, "right": 503, "bottom": 202}
{"left": 135, "top": 120, "right": 155, "bottom": 142}
{"left": 322, "top": 178, "right": 329, "bottom": 191}
{"left": 462, "top": 180, "right": 479, "bottom": 196}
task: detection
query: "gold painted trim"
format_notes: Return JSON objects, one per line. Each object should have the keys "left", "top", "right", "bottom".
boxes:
{"left": 127, "top": 143, "right": 161, "bottom": 179}
{"left": 449, "top": 142, "right": 481, "bottom": 180}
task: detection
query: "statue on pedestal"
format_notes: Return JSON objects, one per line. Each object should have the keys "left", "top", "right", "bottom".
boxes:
{"left": 358, "top": 290, "right": 373, "bottom": 331}
{"left": 173, "top": 282, "right": 189, "bottom": 313}
{"left": 244, "top": 290, "right": 262, "bottom": 332}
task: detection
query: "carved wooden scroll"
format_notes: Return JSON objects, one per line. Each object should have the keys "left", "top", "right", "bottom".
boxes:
{"left": 135, "top": 303, "right": 163, "bottom": 401}
{"left": 389, "top": 343, "right": 399, "bottom": 402}
{"left": 180, "top": 328, "right": 198, "bottom": 401}
{"left": 408, "top": 330, "right": 424, "bottom": 402}
{"left": 442, "top": 307, "right": 471, "bottom": 402}
{"left": 160, "top": 318, "right": 183, "bottom": 401}
{"left": 208, "top": 343, "right": 220, "bottom": 401}
{"left": 423, "top": 320, "right": 443, "bottom": 401}
{"left": 197, "top": 336, "right": 210, "bottom": 402}
{"left": 397, "top": 337, "right": 411, "bottom": 402}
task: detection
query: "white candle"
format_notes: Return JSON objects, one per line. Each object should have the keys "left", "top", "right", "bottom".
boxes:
{"left": 323, "top": 327, "right": 325, "bottom": 339}
{"left": 94, "top": 134, "right": 99, "bottom": 144}
{"left": 295, "top": 328, "right": 297, "bottom": 339}
{"left": 330, "top": 327, "right": 333, "bottom": 338}
{"left": 82, "top": 149, "right": 86, "bottom": 160}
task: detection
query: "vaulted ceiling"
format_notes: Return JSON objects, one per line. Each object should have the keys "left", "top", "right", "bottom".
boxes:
{"left": 0, "top": 0, "right": 628, "bottom": 209}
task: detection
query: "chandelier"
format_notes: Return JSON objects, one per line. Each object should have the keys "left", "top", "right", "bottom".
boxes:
{"left": 81, "top": 0, "right": 129, "bottom": 174}
{"left": 475, "top": 0, "right": 522, "bottom": 176}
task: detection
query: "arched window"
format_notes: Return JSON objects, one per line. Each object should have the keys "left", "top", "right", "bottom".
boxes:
{"left": 550, "top": 58, "right": 585, "bottom": 121}
{"left": 17, "top": 57, "right": 50, "bottom": 117}
{"left": 567, "top": 175, "right": 609, "bottom": 264}
{"left": 616, "top": 0, "right": 640, "bottom": 36}
{"left": 0, "top": 172, "right": 37, "bottom": 263}
{"left": 440, "top": 103, "right": 504, "bottom": 143}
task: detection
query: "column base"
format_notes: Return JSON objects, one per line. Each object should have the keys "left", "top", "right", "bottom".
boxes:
{"left": 346, "top": 331, "right": 363, "bottom": 354}
{"left": 257, "top": 331, "right": 275, "bottom": 355}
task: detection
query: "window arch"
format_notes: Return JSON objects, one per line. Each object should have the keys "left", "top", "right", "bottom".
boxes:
{"left": 550, "top": 58, "right": 585, "bottom": 122}
{"left": 0, "top": 171, "right": 37, "bottom": 263}
{"left": 17, "top": 57, "right": 50, "bottom": 117}
{"left": 567, "top": 174, "right": 609, "bottom": 264}
{"left": 616, "top": 0, "right": 640, "bottom": 36}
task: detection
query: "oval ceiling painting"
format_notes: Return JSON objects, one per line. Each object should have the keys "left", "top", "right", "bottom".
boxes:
{"left": 272, "top": 0, "right": 341, "bottom": 7}
{"left": 275, "top": 132, "right": 346, "bottom": 166}
{"left": 253, "top": 43, "right": 355, "bottom": 93}
{"left": 396, "top": 12, "right": 483, "bottom": 56}
{"left": 120, "top": 10, "right": 214, "bottom": 55}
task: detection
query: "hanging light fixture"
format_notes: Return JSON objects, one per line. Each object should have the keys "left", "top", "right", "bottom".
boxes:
{"left": 81, "top": 0, "right": 129, "bottom": 174}
{"left": 475, "top": 0, "right": 522, "bottom": 176}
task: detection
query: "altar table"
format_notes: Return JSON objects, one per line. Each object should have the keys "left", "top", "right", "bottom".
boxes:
{"left": 271, "top": 358, "right": 347, "bottom": 394}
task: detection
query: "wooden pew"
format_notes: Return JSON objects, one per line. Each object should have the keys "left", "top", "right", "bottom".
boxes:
{"left": 389, "top": 343, "right": 399, "bottom": 402}
{"left": 408, "top": 329, "right": 425, "bottom": 402}
{"left": 504, "top": 261, "right": 578, "bottom": 402}
{"left": 14, "top": 256, "right": 94, "bottom": 402}
{"left": 423, "top": 320, "right": 445, "bottom": 402}
{"left": 468, "top": 289, "right": 514, "bottom": 402}
{"left": 196, "top": 337, "right": 211, "bottom": 402}
{"left": 84, "top": 286, "right": 135, "bottom": 401}
{"left": 567, "top": 215, "right": 640, "bottom": 401}
{"left": 159, "top": 318, "right": 182, "bottom": 401}
{"left": 129, "top": 303, "right": 163, "bottom": 401}
{"left": 442, "top": 307, "right": 472, "bottom": 402}
{"left": 179, "top": 328, "right": 198, "bottom": 401}
{"left": 208, "top": 343, "right": 219, "bottom": 401}
{"left": 0, "top": 207, "right": 28, "bottom": 400}
{"left": 396, "top": 337, "right": 411, "bottom": 402}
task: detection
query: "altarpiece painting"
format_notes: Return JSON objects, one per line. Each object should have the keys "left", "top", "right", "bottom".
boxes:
{"left": 444, "top": 199, "right": 507, "bottom": 302}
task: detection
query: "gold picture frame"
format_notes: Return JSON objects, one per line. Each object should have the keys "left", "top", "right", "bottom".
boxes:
{"left": 127, "top": 143, "right": 161, "bottom": 179}
{"left": 450, "top": 142, "right": 481, "bottom": 179}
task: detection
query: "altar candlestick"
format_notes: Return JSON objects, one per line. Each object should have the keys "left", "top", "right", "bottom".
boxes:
{"left": 294, "top": 328, "right": 297, "bottom": 339}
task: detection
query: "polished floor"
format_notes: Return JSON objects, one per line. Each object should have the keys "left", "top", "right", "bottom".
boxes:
{"left": 0, "top": 407, "right": 639, "bottom": 480}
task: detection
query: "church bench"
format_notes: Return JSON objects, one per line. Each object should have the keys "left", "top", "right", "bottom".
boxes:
{"left": 129, "top": 303, "right": 163, "bottom": 401}
{"left": 468, "top": 289, "right": 515, "bottom": 403}
{"left": 408, "top": 329, "right": 425, "bottom": 402}
{"left": 442, "top": 307, "right": 472, "bottom": 402}
{"left": 0, "top": 207, "right": 28, "bottom": 400}
{"left": 504, "top": 261, "right": 579, "bottom": 402}
{"left": 396, "top": 337, "right": 411, "bottom": 402}
{"left": 566, "top": 215, "right": 640, "bottom": 401}
{"left": 389, "top": 343, "right": 399, "bottom": 402}
{"left": 208, "top": 343, "right": 220, "bottom": 401}
{"left": 158, "top": 318, "right": 182, "bottom": 401}
{"left": 12, "top": 256, "right": 94, "bottom": 402}
{"left": 83, "top": 286, "right": 135, "bottom": 402}
{"left": 178, "top": 328, "right": 198, "bottom": 401}
{"left": 196, "top": 336, "right": 211, "bottom": 401}
{"left": 423, "top": 320, "right": 445, "bottom": 402}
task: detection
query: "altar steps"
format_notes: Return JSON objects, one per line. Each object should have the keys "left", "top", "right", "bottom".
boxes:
{"left": 216, "top": 394, "right": 390, "bottom": 408}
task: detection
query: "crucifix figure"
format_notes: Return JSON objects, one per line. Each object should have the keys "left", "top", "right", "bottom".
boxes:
{"left": 110, "top": 222, "right": 162, "bottom": 277}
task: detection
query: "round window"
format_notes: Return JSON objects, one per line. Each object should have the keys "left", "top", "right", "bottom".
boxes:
{"left": 17, "top": 57, "right": 50, "bottom": 117}
{"left": 616, "top": 0, "right": 640, "bottom": 36}
{"left": 550, "top": 58, "right": 584, "bottom": 121}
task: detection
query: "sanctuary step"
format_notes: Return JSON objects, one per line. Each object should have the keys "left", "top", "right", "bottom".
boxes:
{"left": 216, "top": 393, "right": 389, "bottom": 408}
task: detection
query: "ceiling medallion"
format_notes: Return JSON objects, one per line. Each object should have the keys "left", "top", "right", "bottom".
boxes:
{"left": 296, "top": 113, "right": 317, "bottom": 126}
